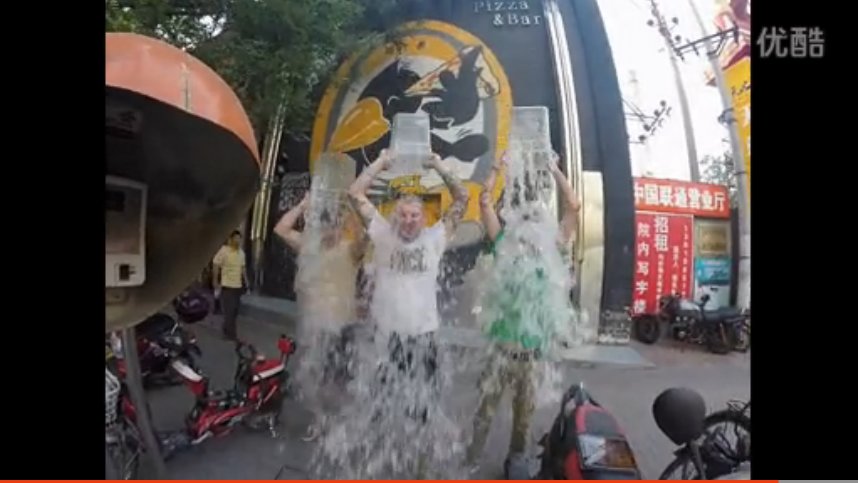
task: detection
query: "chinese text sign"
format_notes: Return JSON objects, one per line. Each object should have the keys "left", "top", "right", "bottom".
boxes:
{"left": 633, "top": 212, "right": 695, "bottom": 315}
{"left": 725, "top": 57, "right": 750, "bottom": 193}
{"left": 633, "top": 178, "right": 731, "bottom": 219}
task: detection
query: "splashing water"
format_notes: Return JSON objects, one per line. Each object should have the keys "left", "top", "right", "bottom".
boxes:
{"left": 294, "top": 147, "right": 587, "bottom": 478}
{"left": 467, "top": 148, "right": 585, "bottom": 458}
{"left": 306, "top": 205, "right": 468, "bottom": 479}
{"left": 291, "top": 153, "right": 363, "bottom": 440}
{"left": 311, "top": 331, "right": 468, "bottom": 479}
{"left": 293, "top": 157, "right": 467, "bottom": 478}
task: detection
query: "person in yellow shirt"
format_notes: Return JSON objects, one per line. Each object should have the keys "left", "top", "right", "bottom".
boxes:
{"left": 213, "top": 230, "right": 249, "bottom": 340}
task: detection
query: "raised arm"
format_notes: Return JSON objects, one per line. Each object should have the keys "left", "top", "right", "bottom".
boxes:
{"left": 479, "top": 154, "right": 505, "bottom": 242}
{"left": 349, "top": 150, "right": 392, "bottom": 227}
{"left": 350, "top": 231, "right": 369, "bottom": 265}
{"left": 343, "top": 208, "right": 369, "bottom": 264}
{"left": 273, "top": 193, "right": 308, "bottom": 252}
{"left": 426, "top": 153, "right": 469, "bottom": 238}
{"left": 549, "top": 153, "right": 581, "bottom": 246}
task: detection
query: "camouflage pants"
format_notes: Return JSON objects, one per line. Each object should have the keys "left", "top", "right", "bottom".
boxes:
{"left": 466, "top": 348, "right": 536, "bottom": 463}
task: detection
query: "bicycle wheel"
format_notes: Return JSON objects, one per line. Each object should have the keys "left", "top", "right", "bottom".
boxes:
{"left": 705, "top": 325, "right": 731, "bottom": 355}
{"left": 729, "top": 322, "right": 751, "bottom": 353}
{"left": 659, "top": 452, "right": 701, "bottom": 480}
{"left": 106, "top": 423, "right": 141, "bottom": 480}
{"left": 703, "top": 409, "right": 751, "bottom": 463}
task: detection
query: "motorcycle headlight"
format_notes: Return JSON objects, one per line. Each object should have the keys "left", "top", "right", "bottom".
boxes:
{"left": 577, "top": 434, "right": 638, "bottom": 471}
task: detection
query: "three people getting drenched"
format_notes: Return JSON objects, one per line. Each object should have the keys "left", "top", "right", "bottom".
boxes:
{"left": 277, "top": 146, "right": 579, "bottom": 476}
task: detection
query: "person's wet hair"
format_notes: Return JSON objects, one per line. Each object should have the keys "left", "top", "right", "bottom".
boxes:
{"left": 395, "top": 193, "right": 424, "bottom": 205}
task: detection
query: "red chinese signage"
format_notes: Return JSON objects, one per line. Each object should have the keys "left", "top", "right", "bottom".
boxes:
{"left": 634, "top": 178, "right": 730, "bottom": 219}
{"left": 632, "top": 212, "right": 694, "bottom": 315}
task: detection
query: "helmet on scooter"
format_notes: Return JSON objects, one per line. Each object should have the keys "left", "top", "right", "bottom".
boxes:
{"left": 173, "top": 289, "right": 210, "bottom": 323}
{"left": 652, "top": 387, "right": 706, "bottom": 446}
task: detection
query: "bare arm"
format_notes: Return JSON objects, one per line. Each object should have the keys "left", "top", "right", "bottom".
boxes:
{"left": 212, "top": 249, "right": 223, "bottom": 292}
{"left": 479, "top": 154, "right": 505, "bottom": 242}
{"left": 550, "top": 153, "right": 581, "bottom": 246}
{"left": 348, "top": 150, "right": 392, "bottom": 227}
{"left": 350, "top": 232, "right": 369, "bottom": 265}
{"left": 212, "top": 266, "right": 221, "bottom": 291}
{"left": 273, "top": 193, "right": 308, "bottom": 252}
{"left": 426, "top": 154, "right": 469, "bottom": 238}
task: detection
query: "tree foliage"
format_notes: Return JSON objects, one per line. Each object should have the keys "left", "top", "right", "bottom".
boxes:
{"left": 699, "top": 150, "right": 738, "bottom": 207}
{"left": 106, "top": 0, "right": 423, "bottom": 134}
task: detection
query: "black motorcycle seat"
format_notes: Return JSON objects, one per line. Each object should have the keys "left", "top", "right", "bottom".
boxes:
{"left": 702, "top": 308, "right": 743, "bottom": 322}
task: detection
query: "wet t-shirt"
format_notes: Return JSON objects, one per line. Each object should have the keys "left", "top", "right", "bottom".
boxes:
{"left": 483, "top": 229, "right": 569, "bottom": 351}
{"left": 296, "top": 241, "right": 358, "bottom": 331}
{"left": 368, "top": 213, "right": 446, "bottom": 336}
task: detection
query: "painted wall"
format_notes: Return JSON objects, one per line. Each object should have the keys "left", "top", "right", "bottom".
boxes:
{"left": 260, "top": 0, "right": 635, "bottom": 327}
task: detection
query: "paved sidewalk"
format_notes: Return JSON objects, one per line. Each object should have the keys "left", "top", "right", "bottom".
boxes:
{"left": 139, "top": 307, "right": 749, "bottom": 480}
{"left": 241, "top": 293, "right": 654, "bottom": 368}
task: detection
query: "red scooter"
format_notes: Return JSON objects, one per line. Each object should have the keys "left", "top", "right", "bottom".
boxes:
{"left": 106, "top": 335, "right": 296, "bottom": 479}
{"left": 532, "top": 382, "right": 641, "bottom": 479}
{"left": 168, "top": 336, "right": 296, "bottom": 449}
{"left": 106, "top": 313, "right": 201, "bottom": 388}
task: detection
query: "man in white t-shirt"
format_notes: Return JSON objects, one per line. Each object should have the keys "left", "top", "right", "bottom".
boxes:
{"left": 348, "top": 149, "right": 469, "bottom": 422}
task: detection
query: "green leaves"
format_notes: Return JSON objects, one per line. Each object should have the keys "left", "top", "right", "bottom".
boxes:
{"left": 106, "top": 0, "right": 416, "bottom": 135}
{"left": 699, "top": 151, "right": 738, "bottom": 207}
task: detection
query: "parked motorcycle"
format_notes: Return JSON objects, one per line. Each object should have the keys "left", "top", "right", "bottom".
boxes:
{"left": 106, "top": 313, "right": 202, "bottom": 387}
{"left": 653, "top": 388, "right": 751, "bottom": 480}
{"left": 634, "top": 294, "right": 750, "bottom": 354}
{"left": 522, "top": 383, "right": 751, "bottom": 481}
{"left": 528, "top": 382, "right": 642, "bottom": 480}
{"left": 106, "top": 335, "right": 297, "bottom": 479}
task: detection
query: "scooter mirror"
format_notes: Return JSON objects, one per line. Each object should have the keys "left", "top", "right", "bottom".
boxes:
{"left": 106, "top": 33, "right": 260, "bottom": 333}
{"left": 652, "top": 387, "right": 706, "bottom": 446}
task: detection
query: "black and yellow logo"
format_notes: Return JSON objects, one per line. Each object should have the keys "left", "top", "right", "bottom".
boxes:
{"left": 311, "top": 20, "right": 511, "bottom": 239}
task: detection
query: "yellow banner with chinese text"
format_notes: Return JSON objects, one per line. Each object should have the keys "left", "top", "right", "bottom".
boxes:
{"left": 725, "top": 57, "right": 750, "bottom": 195}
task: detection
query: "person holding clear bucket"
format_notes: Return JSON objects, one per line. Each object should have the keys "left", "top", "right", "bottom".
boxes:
{"left": 466, "top": 151, "right": 580, "bottom": 475}
{"left": 348, "top": 148, "right": 469, "bottom": 476}
{"left": 274, "top": 192, "right": 368, "bottom": 441}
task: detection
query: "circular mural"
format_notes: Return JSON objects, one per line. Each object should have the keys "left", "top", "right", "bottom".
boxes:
{"left": 310, "top": 20, "right": 512, "bottom": 244}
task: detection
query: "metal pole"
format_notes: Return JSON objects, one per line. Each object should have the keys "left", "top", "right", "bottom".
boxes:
{"left": 667, "top": 52, "right": 700, "bottom": 181}
{"left": 686, "top": 0, "right": 751, "bottom": 309}
{"left": 543, "top": 0, "right": 584, "bottom": 300}
{"left": 121, "top": 327, "right": 168, "bottom": 478}
{"left": 250, "top": 103, "right": 287, "bottom": 291}
{"left": 647, "top": 0, "right": 700, "bottom": 181}
{"left": 628, "top": 70, "right": 654, "bottom": 176}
